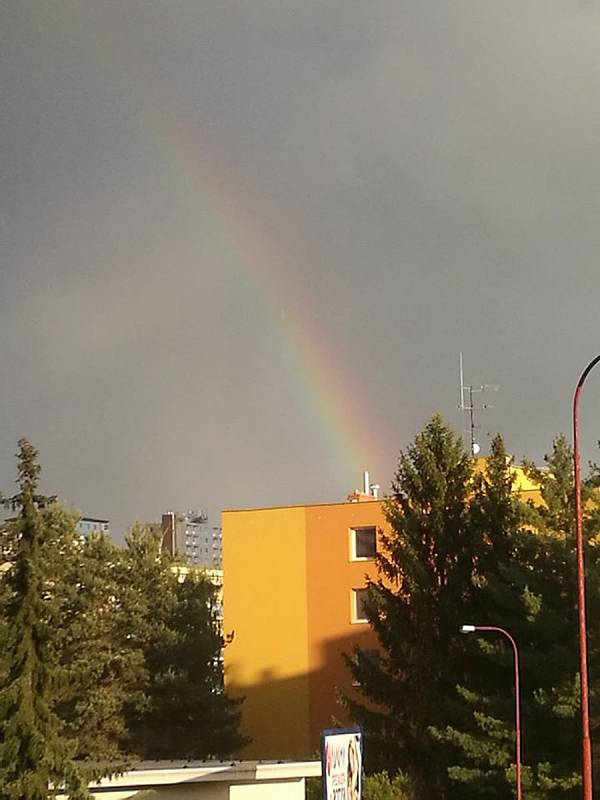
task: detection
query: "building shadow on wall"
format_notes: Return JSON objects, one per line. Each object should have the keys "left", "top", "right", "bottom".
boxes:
{"left": 227, "top": 628, "right": 379, "bottom": 761}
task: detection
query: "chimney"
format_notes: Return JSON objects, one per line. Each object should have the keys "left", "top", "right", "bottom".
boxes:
{"left": 161, "top": 512, "right": 176, "bottom": 555}
{"left": 348, "top": 471, "right": 380, "bottom": 502}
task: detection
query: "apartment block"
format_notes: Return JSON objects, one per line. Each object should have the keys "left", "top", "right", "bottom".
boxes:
{"left": 77, "top": 516, "right": 110, "bottom": 537}
{"left": 222, "top": 462, "right": 542, "bottom": 760}
{"left": 223, "top": 486, "right": 386, "bottom": 760}
{"left": 162, "top": 510, "right": 222, "bottom": 568}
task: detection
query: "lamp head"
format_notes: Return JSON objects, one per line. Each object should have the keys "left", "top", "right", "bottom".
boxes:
{"left": 460, "top": 624, "right": 476, "bottom": 634}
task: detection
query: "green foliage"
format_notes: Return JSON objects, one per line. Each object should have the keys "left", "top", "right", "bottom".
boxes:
{"left": 343, "top": 420, "right": 591, "bottom": 798}
{"left": 345, "top": 417, "right": 518, "bottom": 799}
{"left": 305, "top": 775, "right": 321, "bottom": 800}
{"left": 433, "top": 435, "right": 593, "bottom": 799}
{"left": 363, "top": 771, "right": 415, "bottom": 800}
{"left": 305, "top": 771, "right": 415, "bottom": 800}
{"left": 122, "top": 524, "right": 246, "bottom": 759}
{"left": 0, "top": 443, "right": 246, "bottom": 798}
{"left": 0, "top": 439, "right": 85, "bottom": 799}
{"left": 54, "top": 528, "right": 145, "bottom": 770}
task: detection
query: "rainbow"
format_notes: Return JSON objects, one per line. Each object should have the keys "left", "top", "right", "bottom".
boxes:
{"left": 51, "top": 7, "right": 390, "bottom": 484}
{"left": 179, "top": 154, "right": 387, "bottom": 481}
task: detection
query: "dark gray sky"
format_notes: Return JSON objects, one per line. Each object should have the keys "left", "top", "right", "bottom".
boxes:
{"left": 2, "top": 1, "right": 600, "bottom": 538}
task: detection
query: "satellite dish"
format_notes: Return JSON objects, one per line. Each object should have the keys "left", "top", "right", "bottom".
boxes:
{"left": 472, "top": 443, "right": 481, "bottom": 455}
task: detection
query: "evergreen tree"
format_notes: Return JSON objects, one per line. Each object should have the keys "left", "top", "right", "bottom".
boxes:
{"left": 0, "top": 445, "right": 245, "bottom": 794}
{"left": 0, "top": 440, "right": 84, "bottom": 799}
{"left": 119, "top": 522, "right": 178, "bottom": 756}
{"left": 121, "top": 523, "right": 245, "bottom": 759}
{"left": 345, "top": 417, "right": 518, "bottom": 799}
{"left": 435, "top": 436, "right": 595, "bottom": 798}
{"left": 0, "top": 491, "right": 142, "bottom": 780}
{"left": 54, "top": 529, "right": 145, "bottom": 769}
{"left": 138, "top": 572, "right": 245, "bottom": 758}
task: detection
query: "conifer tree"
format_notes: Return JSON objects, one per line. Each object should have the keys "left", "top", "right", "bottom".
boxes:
{"left": 0, "top": 488, "right": 141, "bottom": 780}
{"left": 0, "top": 439, "right": 84, "bottom": 799}
{"left": 435, "top": 436, "right": 597, "bottom": 798}
{"left": 121, "top": 524, "right": 245, "bottom": 759}
{"left": 54, "top": 529, "right": 145, "bottom": 769}
{"left": 345, "top": 418, "right": 521, "bottom": 799}
{"left": 0, "top": 445, "right": 245, "bottom": 794}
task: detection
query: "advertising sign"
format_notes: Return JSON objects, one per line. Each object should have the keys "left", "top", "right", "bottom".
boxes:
{"left": 320, "top": 727, "right": 362, "bottom": 800}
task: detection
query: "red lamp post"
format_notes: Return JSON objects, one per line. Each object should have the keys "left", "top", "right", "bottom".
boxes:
{"left": 573, "top": 355, "right": 600, "bottom": 800}
{"left": 460, "top": 624, "right": 522, "bottom": 800}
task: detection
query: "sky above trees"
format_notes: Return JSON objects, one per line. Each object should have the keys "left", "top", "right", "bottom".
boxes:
{"left": 2, "top": 1, "right": 600, "bottom": 536}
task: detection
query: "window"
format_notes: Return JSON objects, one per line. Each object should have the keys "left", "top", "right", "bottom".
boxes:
{"left": 351, "top": 588, "right": 369, "bottom": 623}
{"left": 350, "top": 526, "right": 377, "bottom": 560}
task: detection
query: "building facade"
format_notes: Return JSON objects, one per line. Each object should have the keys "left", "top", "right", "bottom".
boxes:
{"left": 222, "top": 462, "right": 542, "bottom": 761}
{"left": 57, "top": 760, "right": 320, "bottom": 800}
{"left": 162, "top": 510, "right": 223, "bottom": 568}
{"left": 223, "top": 491, "right": 386, "bottom": 760}
{"left": 77, "top": 517, "right": 110, "bottom": 537}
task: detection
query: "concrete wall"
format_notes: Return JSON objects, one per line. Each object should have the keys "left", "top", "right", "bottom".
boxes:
{"left": 88, "top": 781, "right": 303, "bottom": 799}
{"left": 223, "top": 499, "right": 388, "bottom": 758}
{"left": 223, "top": 506, "right": 311, "bottom": 758}
{"left": 305, "top": 500, "right": 385, "bottom": 744}
{"left": 59, "top": 762, "right": 319, "bottom": 800}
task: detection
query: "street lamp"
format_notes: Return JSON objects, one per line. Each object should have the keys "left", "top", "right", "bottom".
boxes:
{"left": 460, "top": 624, "right": 522, "bottom": 800}
{"left": 573, "top": 355, "right": 600, "bottom": 800}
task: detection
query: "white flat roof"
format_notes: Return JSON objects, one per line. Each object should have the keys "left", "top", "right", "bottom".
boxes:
{"left": 89, "top": 760, "right": 321, "bottom": 789}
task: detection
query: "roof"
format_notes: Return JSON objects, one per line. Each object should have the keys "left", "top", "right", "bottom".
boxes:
{"left": 87, "top": 760, "right": 321, "bottom": 790}
{"left": 223, "top": 498, "right": 381, "bottom": 514}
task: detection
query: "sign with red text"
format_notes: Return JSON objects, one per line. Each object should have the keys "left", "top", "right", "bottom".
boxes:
{"left": 320, "top": 727, "right": 362, "bottom": 800}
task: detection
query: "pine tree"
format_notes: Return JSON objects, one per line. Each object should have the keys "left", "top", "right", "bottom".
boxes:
{"left": 0, "top": 439, "right": 84, "bottom": 799}
{"left": 53, "top": 529, "right": 145, "bottom": 770}
{"left": 435, "top": 436, "right": 593, "bottom": 799}
{"left": 139, "top": 572, "right": 245, "bottom": 758}
{"left": 121, "top": 523, "right": 245, "bottom": 759}
{"left": 0, "top": 486, "right": 142, "bottom": 782}
{"left": 345, "top": 417, "right": 518, "bottom": 799}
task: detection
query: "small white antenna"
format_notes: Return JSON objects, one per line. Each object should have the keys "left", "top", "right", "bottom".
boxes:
{"left": 458, "top": 353, "right": 499, "bottom": 455}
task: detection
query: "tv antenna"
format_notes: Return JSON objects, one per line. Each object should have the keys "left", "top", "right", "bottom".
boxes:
{"left": 458, "top": 353, "right": 499, "bottom": 455}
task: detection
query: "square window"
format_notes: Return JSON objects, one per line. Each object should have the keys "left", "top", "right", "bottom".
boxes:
{"left": 351, "top": 526, "right": 377, "bottom": 560}
{"left": 352, "top": 588, "right": 369, "bottom": 623}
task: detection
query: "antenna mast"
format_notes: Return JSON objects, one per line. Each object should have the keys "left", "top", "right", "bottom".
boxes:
{"left": 458, "top": 353, "right": 499, "bottom": 455}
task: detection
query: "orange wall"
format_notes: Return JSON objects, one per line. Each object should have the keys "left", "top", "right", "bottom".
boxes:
{"left": 223, "top": 506, "right": 311, "bottom": 759}
{"left": 473, "top": 458, "right": 544, "bottom": 506}
{"left": 223, "top": 500, "right": 389, "bottom": 759}
{"left": 305, "top": 501, "right": 387, "bottom": 746}
{"left": 223, "top": 463, "right": 546, "bottom": 759}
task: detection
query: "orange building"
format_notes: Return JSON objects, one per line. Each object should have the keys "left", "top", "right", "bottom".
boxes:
{"left": 223, "top": 488, "right": 387, "bottom": 760}
{"left": 223, "top": 463, "right": 541, "bottom": 760}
